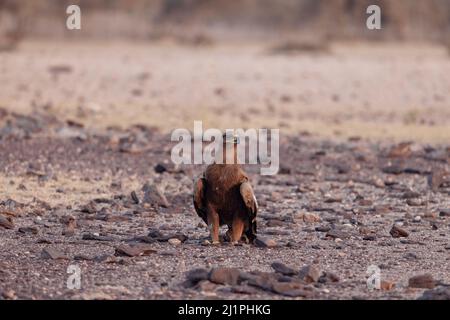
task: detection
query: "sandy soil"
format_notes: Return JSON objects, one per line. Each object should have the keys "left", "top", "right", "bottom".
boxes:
{"left": 1, "top": 40, "right": 449, "bottom": 142}
{"left": 0, "top": 40, "right": 449, "bottom": 300}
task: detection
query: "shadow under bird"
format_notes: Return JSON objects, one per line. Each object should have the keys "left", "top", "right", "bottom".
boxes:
{"left": 193, "top": 133, "right": 258, "bottom": 245}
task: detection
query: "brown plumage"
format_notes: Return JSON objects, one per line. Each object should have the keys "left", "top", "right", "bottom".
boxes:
{"left": 193, "top": 136, "right": 258, "bottom": 245}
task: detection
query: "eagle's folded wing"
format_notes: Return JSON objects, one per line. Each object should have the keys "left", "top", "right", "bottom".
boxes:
{"left": 193, "top": 177, "right": 208, "bottom": 223}
{"left": 239, "top": 181, "right": 258, "bottom": 218}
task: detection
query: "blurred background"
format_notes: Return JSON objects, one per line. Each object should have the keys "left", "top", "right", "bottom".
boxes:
{"left": 0, "top": 0, "right": 449, "bottom": 142}
{"left": 1, "top": 0, "right": 450, "bottom": 42}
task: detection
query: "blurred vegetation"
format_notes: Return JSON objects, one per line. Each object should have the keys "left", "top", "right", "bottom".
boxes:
{"left": 1, "top": 0, "right": 449, "bottom": 44}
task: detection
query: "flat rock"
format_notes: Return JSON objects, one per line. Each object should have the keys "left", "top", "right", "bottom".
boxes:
{"left": 254, "top": 236, "right": 277, "bottom": 248}
{"left": 418, "top": 287, "right": 450, "bottom": 300}
{"left": 185, "top": 268, "right": 210, "bottom": 284}
{"left": 271, "top": 281, "right": 313, "bottom": 298}
{"left": 82, "top": 233, "right": 115, "bottom": 241}
{"left": 142, "top": 183, "right": 170, "bottom": 208}
{"left": 209, "top": 267, "right": 241, "bottom": 286}
{"left": 115, "top": 243, "right": 156, "bottom": 257}
{"left": 325, "top": 229, "right": 350, "bottom": 239}
{"left": 271, "top": 262, "right": 297, "bottom": 276}
{"left": 408, "top": 274, "right": 436, "bottom": 289}
{"left": 0, "top": 216, "right": 14, "bottom": 229}
{"left": 41, "top": 248, "right": 68, "bottom": 260}
{"left": 299, "top": 265, "right": 322, "bottom": 283}
{"left": 18, "top": 226, "right": 38, "bottom": 234}
{"left": 390, "top": 225, "right": 409, "bottom": 238}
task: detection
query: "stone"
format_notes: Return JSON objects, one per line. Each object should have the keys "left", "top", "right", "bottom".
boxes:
{"left": 185, "top": 268, "right": 210, "bottom": 284}
{"left": 231, "top": 285, "right": 260, "bottom": 295}
{"left": 418, "top": 287, "right": 450, "bottom": 300}
{"left": 0, "top": 216, "right": 14, "bottom": 229}
{"left": 18, "top": 226, "right": 38, "bottom": 234}
{"left": 82, "top": 233, "right": 115, "bottom": 241}
{"left": 1, "top": 289, "right": 17, "bottom": 300}
{"left": 142, "top": 183, "right": 170, "bottom": 208}
{"left": 408, "top": 274, "right": 436, "bottom": 289}
{"left": 439, "top": 209, "right": 450, "bottom": 217}
{"left": 41, "top": 248, "right": 68, "bottom": 260}
{"left": 407, "top": 199, "right": 423, "bottom": 207}
{"left": 209, "top": 267, "right": 241, "bottom": 286}
{"left": 168, "top": 238, "right": 182, "bottom": 246}
{"left": 390, "top": 225, "right": 409, "bottom": 238}
{"left": 299, "top": 265, "right": 322, "bottom": 283}
{"left": 242, "top": 272, "right": 276, "bottom": 291}
{"left": 115, "top": 244, "right": 156, "bottom": 257}
{"left": 130, "top": 191, "right": 140, "bottom": 204}
{"left": 325, "top": 229, "right": 350, "bottom": 240}
{"left": 301, "top": 212, "right": 321, "bottom": 223}
{"left": 271, "top": 262, "right": 297, "bottom": 276}
{"left": 271, "top": 281, "right": 313, "bottom": 298}
{"left": 318, "top": 271, "right": 340, "bottom": 283}
{"left": 80, "top": 201, "right": 97, "bottom": 214}
{"left": 254, "top": 237, "right": 277, "bottom": 248}
{"left": 315, "top": 225, "right": 331, "bottom": 232}
{"left": 62, "top": 216, "right": 76, "bottom": 236}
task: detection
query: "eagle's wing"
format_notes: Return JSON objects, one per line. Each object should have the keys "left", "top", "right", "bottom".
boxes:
{"left": 239, "top": 181, "right": 258, "bottom": 226}
{"left": 240, "top": 181, "right": 258, "bottom": 216}
{"left": 193, "top": 177, "right": 208, "bottom": 224}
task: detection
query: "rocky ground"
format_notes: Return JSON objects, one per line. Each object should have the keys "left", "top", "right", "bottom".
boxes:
{"left": 0, "top": 40, "right": 449, "bottom": 300}
{"left": 0, "top": 110, "right": 449, "bottom": 300}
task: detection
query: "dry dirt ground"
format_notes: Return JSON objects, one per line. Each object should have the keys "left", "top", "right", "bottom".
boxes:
{"left": 0, "top": 40, "right": 449, "bottom": 300}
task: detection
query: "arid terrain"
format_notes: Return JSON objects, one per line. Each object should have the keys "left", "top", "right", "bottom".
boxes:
{"left": 0, "top": 40, "right": 449, "bottom": 300}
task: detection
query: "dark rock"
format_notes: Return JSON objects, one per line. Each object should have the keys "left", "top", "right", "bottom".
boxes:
{"left": 428, "top": 169, "right": 448, "bottom": 191}
{"left": 82, "top": 233, "right": 115, "bottom": 241}
{"left": 439, "top": 209, "right": 450, "bottom": 217}
{"left": 325, "top": 229, "right": 350, "bottom": 239}
{"left": 131, "top": 235, "right": 156, "bottom": 244}
{"left": 18, "top": 226, "right": 38, "bottom": 234}
{"left": 62, "top": 216, "right": 76, "bottom": 236}
{"left": 402, "top": 191, "right": 421, "bottom": 199}
{"left": 74, "top": 254, "right": 94, "bottom": 261}
{"left": 418, "top": 287, "right": 450, "bottom": 300}
{"left": 209, "top": 267, "right": 241, "bottom": 286}
{"left": 299, "top": 265, "right": 322, "bottom": 283}
{"left": 315, "top": 225, "right": 331, "bottom": 232}
{"left": 130, "top": 191, "right": 140, "bottom": 204}
{"left": 80, "top": 201, "right": 97, "bottom": 214}
{"left": 41, "top": 248, "right": 68, "bottom": 260}
{"left": 115, "top": 243, "right": 156, "bottom": 257}
{"left": 406, "top": 199, "right": 424, "bottom": 206}
{"left": 271, "top": 262, "right": 297, "bottom": 276}
{"left": 231, "top": 285, "right": 260, "bottom": 295}
{"left": 154, "top": 163, "right": 167, "bottom": 173}
{"left": 147, "top": 230, "right": 188, "bottom": 242}
{"left": 185, "top": 268, "right": 210, "bottom": 284}
{"left": 390, "top": 225, "right": 409, "bottom": 238}
{"left": 318, "top": 271, "right": 340, "bottom": 283}
{"left": 363, "top": 235, "right": 377, "bottom": 241}
{"left": 142, "top": 183, "right": 170, "bottom": 208}
{"left": 254, "top": 236, "right": 277, "bottom": 248}
{"left": 0, "top": 216, "right": 14, "bottom": 229}
{"left": 382, "top": 165, "right": 404, "bottom": 175}
{"left": 242, "top": 272, "right": 276, "bottom": 291}
{"left": 408, "top": 274, "right": 436, "bottom": 289}
{"left": 271, "top": 281, "right": 313, "bottom": 298}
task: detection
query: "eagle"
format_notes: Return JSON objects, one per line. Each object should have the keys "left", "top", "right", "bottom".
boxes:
{"left": 193, "top": 134, "right": 258, "bottom": 245}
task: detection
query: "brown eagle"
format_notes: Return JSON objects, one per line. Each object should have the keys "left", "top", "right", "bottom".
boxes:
{"left": 193, "top": 134, "right": 258, "bottom": 245}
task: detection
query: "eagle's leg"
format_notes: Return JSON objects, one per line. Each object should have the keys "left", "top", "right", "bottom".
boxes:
{"left": 207, "top": 209, "right": 220, "bottom": 245}
{"left": 231, "top": 217, "right": 245, "bottom": 244}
